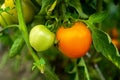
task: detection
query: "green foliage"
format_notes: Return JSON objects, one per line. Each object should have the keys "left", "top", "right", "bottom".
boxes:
{"left": 91, "top": 28, "right": 120, "bottom": 69}
{"left": 0, "top": 0, "right": 120, "bottom": 80}
{"left": 0, "top": 33, "right": 12, "bottom": 46}
{"left": 68, "top": 0, "right": 88, "bottom": 18}
{"left": 0, "top": 0, "right": 4, "bottom": 6}
{"left": 85, "top": 12, "right": 120, "bottom": 69}
{"left": 39, "top": 0, "right": 54, "bottom": 15}
{"left": 68, "top": 59, "right": 90, "bottom": 80}
{"left": 9, "top": 35, "right": 25, "bottom": 58}
{"left": 88, "top": 12, "right": 108, "bottom": 24}
{"left": 32, "top": 58, "right": 46, "bottom": 73}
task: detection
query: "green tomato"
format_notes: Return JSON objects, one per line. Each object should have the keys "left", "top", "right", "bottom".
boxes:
{"left": 5, "top": 0, "right": 35, "bottom": 23}
{"left": 0, "top": 4, "right": 13, "bottom": 27}
{"left": 29, "top": 25, "right": 55, "bottom": 51}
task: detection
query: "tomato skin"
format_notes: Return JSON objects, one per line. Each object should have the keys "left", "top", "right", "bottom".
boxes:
{"left": 5, "top": 0, "right": 35, "bottom": 23}
{"left": 29, "top": 25, "right": 55, "bottom": 51}
{"left": 111, "top": 27, "right": 119, "bottom": 38}
{"left": 0, "top": 4, "right": 13, "bottom": 27}
{"left": 112, "top": 39, "right": 120, "bottom": 50}
{"left": 56, "top": 22, "right": 92, "bottom": 58}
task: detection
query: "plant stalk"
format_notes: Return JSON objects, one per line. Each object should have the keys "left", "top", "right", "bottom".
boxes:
{"left": 73, "top": 59, "right": 79, "bottom": 80}
{"left": 96, "top": 0, "right": 103, "bottom": 28}
{"left": 15, "top": 0, "right": 59, "bottom": 79}
{"left": 16, "top": 0, "right": 39, "bottom": 62}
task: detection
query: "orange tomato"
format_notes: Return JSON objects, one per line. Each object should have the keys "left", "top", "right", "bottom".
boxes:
{"left": 112, "top": 39, "right": 120, "bottom": 50}
{"left": 111, "top": 27, "right": 119, "bottom": 38}
{"left": 56, "top": 22, "right": 92, "bottom": 58}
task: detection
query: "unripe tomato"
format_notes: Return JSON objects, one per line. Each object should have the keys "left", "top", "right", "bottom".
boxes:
{"left": 0, "top": 4, "right": 13, "bottom": 27}
{"left": 5, "top": 0, "right": 35, "bottom": 23}
{"left": 56, "top": 22, "right": 92, "bottom": 58}
{"left": 29, "top": 25, "right": 55, "bottom": 51}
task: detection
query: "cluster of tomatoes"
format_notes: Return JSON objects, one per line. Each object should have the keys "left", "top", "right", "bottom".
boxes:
{"left": 0, "top": 0, "right": 92, "bottom": 59}
{"left": 29, "top": 22, "right": 92, "bottom": 59}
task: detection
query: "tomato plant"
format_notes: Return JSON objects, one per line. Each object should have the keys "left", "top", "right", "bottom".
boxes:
{"left": 56, "top": 22, "right": 92, "bottom": 58}
{"left": 0, "top": 0, "right": 120, "bottom": 80}
{"left": 29, "top": 25, "right": 55, "bottom": 51}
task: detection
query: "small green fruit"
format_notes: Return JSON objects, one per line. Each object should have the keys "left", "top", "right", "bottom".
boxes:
{"left": 29, "top": 25, "right": 55, "bottom": 51}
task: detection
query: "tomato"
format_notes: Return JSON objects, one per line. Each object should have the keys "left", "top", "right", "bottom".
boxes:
{"left": 111, "top": 27, "right": 119, "bottom": 38}
{"left": 0, "top": 4, "right": 13, "bottom": 27}
{"left": 112, "top": 39, "right": 120, "bottom": 50}
{"left": 5, "top": 0, "right": 35, "bottom": 23}
{"left": 29, "top": 25, "right": 55, "bottom": 51}
{"left": 56, "top": 22, "right": 92, "bottom": 58}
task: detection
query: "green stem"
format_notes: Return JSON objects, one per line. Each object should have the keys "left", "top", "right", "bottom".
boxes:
{"left": 47, "top": 0, "right": 57, "bottom": 15}
{"left": 96, "top": 0, "right": 103, "bottom": 28}
{"left": 16, "top": 0, "right": 39, "bottom": 62}
{"left": 81, "top": 58, "right": 90, "bottom": 80}
{"left": 94, "top": 64, "right": 105, "bottom": 80}
{"left": 0, "top": 24, "right": 18, "bottom": 33}
{"left": 96, "top": 0, "right": 103, "bottom": 12}
{"left": 16, "top": 0, "right": 59, "bottom": 79}
{"left": 44, "top": 66, "right": 59, "bottom": 80}
{"left": 73, "top": 59, "right": 79, "bottom": 80}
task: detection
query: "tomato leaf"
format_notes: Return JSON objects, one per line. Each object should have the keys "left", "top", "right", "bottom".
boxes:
{"left": 39, "top": 0, "right": 53, "bottom": 14}
{"left": 78, "top": 58, "right": 90, "bottom": 80}
{"left": 32, "top": 65, "right": 36, "bottom": 71}
{"left": 91, "top": 28, "right": 120, "bottom": 69}
{"left": 68, "top": 58, "right": 90, "bottom": 80}
{"left": 88, "top": 12, "right": 108, "bottom": 24}
{"left": 9, "top": 35, "right": 25, "bottom": 58}
{"left": 68, "top": 0, "right": 88, "bottom": 18}
{"left": 33, "top": 58, "right": 46, "bottom": 73}
{"left": 4, "top": 7, "right": 10, "bottom": 12}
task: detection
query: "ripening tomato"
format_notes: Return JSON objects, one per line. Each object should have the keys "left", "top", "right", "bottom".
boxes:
{"left": 56, "top": 22, "right": 92, "bottom": 58}
{"left": 0, "top": 4, "right": 13, "bottom": 27}
{"left": 112, "top": 39, "right": 120, "bottom": 50}
{"left": 5, "top": 0, "right": 35, "bottom": 23}
{"left": 111, "top": 27, "right": 119, "bottom": 38}
{"left": 29, "top": 25, "right": 55, "bottom": 51}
